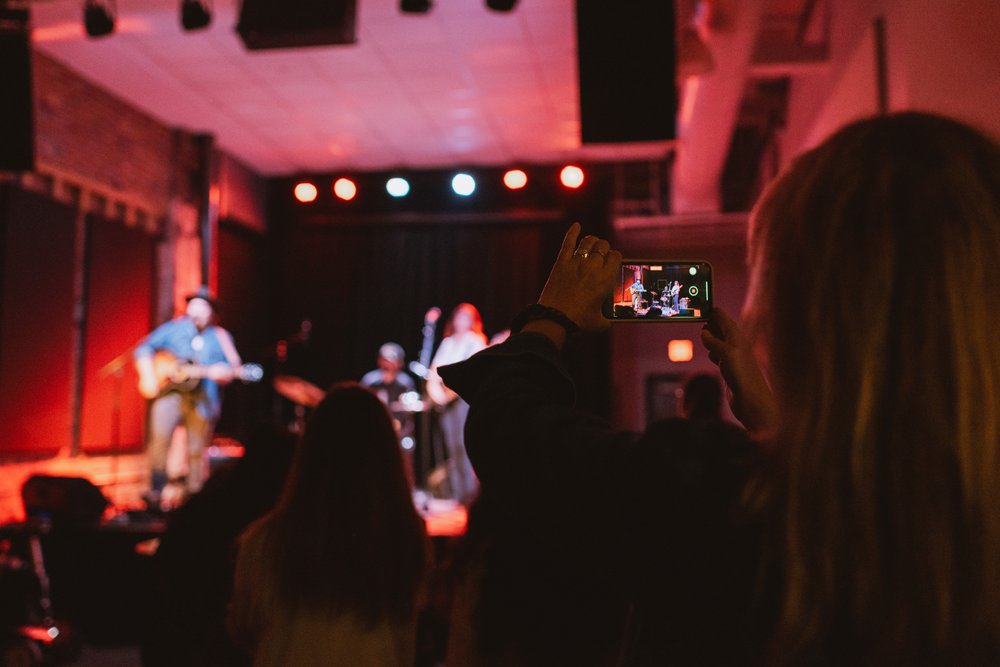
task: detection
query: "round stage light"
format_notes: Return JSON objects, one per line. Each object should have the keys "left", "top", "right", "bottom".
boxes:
{"left": 689, "top": 266, "right": 698, "bottom": 275}
{"left": 452, "top": 173, "right": 476, "bottom": 196}
{"left": 560, "top": 165, "right": 585, "bottom": 189}
{"left": 503, "top": 169, "right": 528, "bottom": 190}
{"left": 294, "top": 182, "right": 318, "bottom": 203}
{"left": 333, "top": 177, "right": 357, "bottom": 201}
{"left": 386, "top": 177, "right": 410, "bottom": 197}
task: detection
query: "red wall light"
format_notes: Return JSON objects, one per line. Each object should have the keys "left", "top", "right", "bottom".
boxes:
{"left": 333, "top": 177, "right": 357, "bottom": 201}
{"left": 560, "top": 165, "right": 585, "bottom": 189}
{"left": 668, "top": 339, "right": 694, "bottom": 362}
{"left": 294, "top": 182, "right": 318, "bottom": 203}
{"left": 503, "top": 169, "right": 528, "bottom": 190}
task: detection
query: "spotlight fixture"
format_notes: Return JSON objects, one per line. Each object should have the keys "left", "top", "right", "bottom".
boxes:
{"left": 503, "top": 169, "right": 527, "bottom": 190}
{"left": 400, "top": 0, "right": 432, "bottom": 14}
{"left": 181, "top": 0, "right": 212, "bottom": 31}
{"left": 451, "top": 173, "right": 476, "bottom": 197}
{"left": 486, "top": 0, "right": 518, "bottom": 11}
{"left": 333, "top": 177, "right": 357, "bottom": 201}
{"left": 559, "top": 165, "right": 585, "bottom": 189}
{"left": 294, "top": 182, "right": 318, "bottom": 203}
{"left": 386, "top": 177, "right": 410, "bottom": 198}
{"left": 83, "top": 0, "right": 116, "bottom": 38}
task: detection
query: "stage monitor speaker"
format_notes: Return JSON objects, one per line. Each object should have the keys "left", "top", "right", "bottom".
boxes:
{"left": 576, "top": 0, "right": 677, "bottom": 144}
{"left": 237, "top": 0, "right": 357, "bottom": 50}
{"left": 0, "top": 6, "right": 34, "bottom": 172}
{"left": 614, "top": 304, "right": 636, "bottom": 318}
{"left": 21, "top": 475, "right": 109, "bottom": 527}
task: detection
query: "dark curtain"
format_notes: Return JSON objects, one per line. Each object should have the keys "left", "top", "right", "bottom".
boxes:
{"left": 80, "top": 214, "right": 156, "bottom": 454}
{"left": 270, "top": 218, "right": 611, "bottom": 418}
{"left": 274, "top": 220, "right": 564, "bottom": 380}
{"left": 216, "top": 219, "right": 274, "bottom": 438}
{"left": 0, "top": 185, "right": 76, "bottom": 457}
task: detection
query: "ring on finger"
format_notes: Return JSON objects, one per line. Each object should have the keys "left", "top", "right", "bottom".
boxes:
{"left": 574, "top": 249, "right": 590, "bottom": 259}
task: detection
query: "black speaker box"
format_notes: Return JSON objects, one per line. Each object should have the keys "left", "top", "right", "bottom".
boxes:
{"left": 614, "top": 304, "right": 636, "bottom": 318}
{"left": 0, "top": 6, "right": 34, "bottom": 172}
{"left": 576, "top": 0, "right": 677, "bottom": 144}
{"left": 22, "top": 475, "right": 109, "bottom": 527}
{"left": 237, "top": 0, "right": 357, "bottom": 50}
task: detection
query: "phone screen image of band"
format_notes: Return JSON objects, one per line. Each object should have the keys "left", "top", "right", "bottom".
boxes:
{"left": 609, "top": 262, "right": 711, "bottom": 320}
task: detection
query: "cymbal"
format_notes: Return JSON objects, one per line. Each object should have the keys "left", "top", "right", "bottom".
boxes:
{"left": 273, "top": 375, "right": 325, "bottom": 407}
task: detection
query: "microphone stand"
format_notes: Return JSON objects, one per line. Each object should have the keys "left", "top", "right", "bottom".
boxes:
{"left": 98, "top": 348, "right": 133, "bottom": 507}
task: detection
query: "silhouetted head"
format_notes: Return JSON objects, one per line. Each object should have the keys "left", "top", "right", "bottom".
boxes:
{"left": 680, "top": 373, "right": 723, "bottom": 420}
{"left": 747, "top": 112, "right": 1000, "bottom": 662}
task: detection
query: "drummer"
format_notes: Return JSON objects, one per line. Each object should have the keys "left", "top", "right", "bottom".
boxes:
{"left": 360, "top": 342, "right": 416, "bottom": 434}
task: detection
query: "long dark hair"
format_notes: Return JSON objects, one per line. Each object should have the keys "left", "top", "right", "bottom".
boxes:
{"left": 249, "top": 382, "right": 429, "bottom": 625}
{"left": 747, "top": 112, "right": 1000, "bottom": 662}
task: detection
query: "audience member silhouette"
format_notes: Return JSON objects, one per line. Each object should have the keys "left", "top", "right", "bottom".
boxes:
{"left": 141, "top": 424, "right": 294, "bottom": 667}
{"left": 440, "top": 112, "right": 1000, "bottom": 664}
{"left": 678, "top": 373, "right": 723, "bottom": 421}
{"left": 228, "top": 383, "right": 430, "bottom": 667}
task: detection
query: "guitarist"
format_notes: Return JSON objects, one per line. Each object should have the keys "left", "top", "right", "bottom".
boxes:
{"left": 134, "top": 286, "right": 243, "bottom": 508}
{"left": 425, "top": 303, "right": 487, "bottom": 504}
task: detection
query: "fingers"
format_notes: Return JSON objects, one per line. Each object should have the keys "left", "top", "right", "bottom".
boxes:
{"left": 709, "top": 307, "right": 739, "bottom": 341}
{"left": 700, "top": 327, "right": 726, "bottom": 357}
{"left": 558, "top": 223, "right": 582, "bottom": 263}
{"left": 575, "top": 234, "right": 600, "bottom": 257}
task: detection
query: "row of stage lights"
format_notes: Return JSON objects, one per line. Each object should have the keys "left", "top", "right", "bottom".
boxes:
{"left": 293, "top": 165, "right": 587, "bottom": 203}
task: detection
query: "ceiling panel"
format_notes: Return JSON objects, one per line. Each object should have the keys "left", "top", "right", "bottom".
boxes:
{"left": 31, "top": 0, "right": 671, "bottom": 175}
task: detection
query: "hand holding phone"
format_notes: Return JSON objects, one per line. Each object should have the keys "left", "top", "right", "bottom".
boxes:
{"left": 533, "top": 223, "right": 622, "bottom": 335}
{"left": 603, "top": 260, "right": 713, "bottom": 322}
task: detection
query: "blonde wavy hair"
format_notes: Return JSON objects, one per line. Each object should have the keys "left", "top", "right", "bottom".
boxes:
{"left": 747, "top": 112, "right": 1000, "bottom": 663}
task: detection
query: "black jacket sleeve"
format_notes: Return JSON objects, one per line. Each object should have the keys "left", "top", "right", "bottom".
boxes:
{"left": 439, "top": 332, "right": 641, "bottom": 509}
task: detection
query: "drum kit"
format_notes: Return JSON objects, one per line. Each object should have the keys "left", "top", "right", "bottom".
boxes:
{"left": 272, "top": 374, "right": 430, "bottom": 415}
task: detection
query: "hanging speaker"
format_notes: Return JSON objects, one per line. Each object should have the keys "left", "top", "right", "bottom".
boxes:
{"left": 237, "top": 0, "right": 357, "bottom": 50}
{"left": 0, "top": 6, "right": 34, "bottom": 172}
{"left": 576, "top": 0, "right": 677, "bottom": 144}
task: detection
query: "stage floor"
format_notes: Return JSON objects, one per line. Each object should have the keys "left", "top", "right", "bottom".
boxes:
{"left": 0, "top": 451, "right": 467, "bottom": 535}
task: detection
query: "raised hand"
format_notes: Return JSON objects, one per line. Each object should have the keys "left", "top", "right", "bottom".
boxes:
{"left": 537, "top": 223, "right": 622, "bottom": 333}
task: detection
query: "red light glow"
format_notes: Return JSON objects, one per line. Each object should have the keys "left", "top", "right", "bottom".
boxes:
{"left": 668, "top": 339, "right": 694, "bottom": 362}
{"left": 294, "top": 182, "right": 318, "bottom": 203}
{"left": 560, "top": 165, "right": 585, "bottom": 189}
{"left": 333, "top": 178, "right": 357, "bottom": 201}
{"left": 503, "top": 169, "right": 528, "bottom": 190}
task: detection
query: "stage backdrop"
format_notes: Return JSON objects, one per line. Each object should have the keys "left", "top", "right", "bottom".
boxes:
{"left": 0, "top": 185, "right": 156, "bottom": 458}
{"left": 79, "top": 214, "right": 156, "bottom": 454}
{"left": 0, "top": 186, "right": 76, "bottom": 457}
{"left": 270, "top": 217, "right": 612, "bottom": 419}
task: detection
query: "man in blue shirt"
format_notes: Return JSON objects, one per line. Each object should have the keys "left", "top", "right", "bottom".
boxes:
{"left": 134, "top": 287, "right": 242, "bottom": 508}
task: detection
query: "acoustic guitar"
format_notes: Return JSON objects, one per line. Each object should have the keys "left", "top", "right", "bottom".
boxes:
{"left": 139, "top": 349, "right": 263, "bottom": 399}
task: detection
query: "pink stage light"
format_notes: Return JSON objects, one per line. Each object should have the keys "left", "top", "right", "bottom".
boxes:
{"left": 503, "top": 169, "right": 528, "bottom": 190}
{"left": 668, "top": 339, "right": 694, "bottom": 362}
{"left": 560, "top": 165, "right": 585, "bottom": 189}
{"left": 293, "top": 182, "right": 318, "bottom": 203}
{"left": 333, "top": 178, "right": 357, "bottom": 201}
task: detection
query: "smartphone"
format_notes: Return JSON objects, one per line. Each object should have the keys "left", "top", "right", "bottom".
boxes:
{"left": 603, "top": 260, "right": 713, "bottom": 322}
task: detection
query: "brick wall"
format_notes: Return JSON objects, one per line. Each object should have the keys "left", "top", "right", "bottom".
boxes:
{"left": 33, "top": 51, "right": 177, "bottom": 222}
{"left": 31, "top": 50, "right": 266, "bottom": 233}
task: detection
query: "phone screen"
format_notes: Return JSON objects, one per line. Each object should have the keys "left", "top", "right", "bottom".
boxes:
{"left": 603, "top": 260, "right": 713, "bottom": 322}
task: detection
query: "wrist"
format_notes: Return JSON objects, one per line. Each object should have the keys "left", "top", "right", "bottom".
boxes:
{"left": 520, "top": 319, "right": 568, "bottom": 350}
